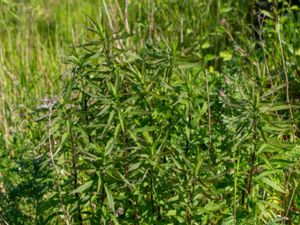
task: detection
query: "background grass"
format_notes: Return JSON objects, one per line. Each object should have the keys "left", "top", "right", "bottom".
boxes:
{"left": 1, "top": 0, "right": 300, "bottom": 224}
{"left": 0, "top": 0, "right": 99, "bottom": 138}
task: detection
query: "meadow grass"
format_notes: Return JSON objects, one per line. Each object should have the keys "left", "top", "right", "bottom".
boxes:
{"left": 0, "top": 0, "right": 99, "bottom": 139}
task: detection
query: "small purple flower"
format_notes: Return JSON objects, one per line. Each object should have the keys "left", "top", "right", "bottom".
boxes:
{"left": 37, "top": 95, "right": 59, "bottom": 110}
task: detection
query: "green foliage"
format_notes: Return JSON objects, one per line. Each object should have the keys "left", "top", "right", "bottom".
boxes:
{"left": 1, "top": 0, "right": 300, "bottom": 224}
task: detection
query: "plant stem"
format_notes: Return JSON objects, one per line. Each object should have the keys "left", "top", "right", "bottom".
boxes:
{"left": 48, "top": 106, "right": 71, "bottom": 225}
{"left": 70, "top": 123, "right": 83, "bottom": 225}
{"left": 124, "top": 0, "right": 130, "bottom": 33}
{"left": 205, "top": 70, "right": 214, "bottom": 162}
{"left": 277, "top": 20, "right": 296, "bottom": 142}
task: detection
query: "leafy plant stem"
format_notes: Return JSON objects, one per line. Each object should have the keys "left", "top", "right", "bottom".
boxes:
{"left": 284, "top": 181, "right": 298, "bottom": 223}
{"left": 69, "top": 121, "right": 83, "bottom": 225}
{"left": 277, "top": 20, "right": 296, "bottom": 142}
{"left": 48, "top": 107, "right": 71, "bottom": 225}
{"left": 205, "top": 70, "right": 214, "bottom": 162}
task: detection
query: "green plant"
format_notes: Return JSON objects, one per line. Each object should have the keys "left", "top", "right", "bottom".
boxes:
{"left": 1, "top": 1, "right": 300, "bottom": 224}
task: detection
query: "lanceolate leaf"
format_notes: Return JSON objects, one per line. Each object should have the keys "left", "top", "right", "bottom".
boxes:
{"left": 72, "top": 180, "right": 93, "bottom": 194}
{"left": 258, "top": 177, "right": 286, "bottom": 194}
{"left": 104, "top": 185, "right": 115, "bottom": 213}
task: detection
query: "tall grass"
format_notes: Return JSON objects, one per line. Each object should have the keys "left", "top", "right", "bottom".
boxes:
{"left": 0, "top": 0, "right": 99, "bottom": 139}
{"left": 1, "top": 0, "right": 300, "bottom": 224}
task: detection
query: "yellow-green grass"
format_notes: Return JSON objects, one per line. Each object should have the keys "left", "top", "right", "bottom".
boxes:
{"left": 0, "top": 0, "right": 99, "bottom": 140}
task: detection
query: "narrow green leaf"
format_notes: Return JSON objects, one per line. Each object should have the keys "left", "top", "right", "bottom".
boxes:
{"left": 260, "top": 104, "right": 300, "bottom": 112}
{"left": 259, "top": 177, "right": 285, "bottom": 193}
{"left": 72, "top": 180, "right": 93, "bottom": 194}
{"left": 104, "top": 185, "right": 115, "bottom": 213}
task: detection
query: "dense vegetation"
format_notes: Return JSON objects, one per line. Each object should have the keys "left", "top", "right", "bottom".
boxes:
{"left": 1, "top": 0, "right": 300, "bottom": 224}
